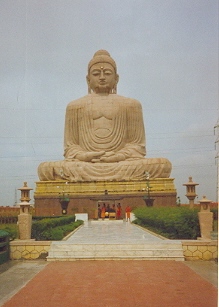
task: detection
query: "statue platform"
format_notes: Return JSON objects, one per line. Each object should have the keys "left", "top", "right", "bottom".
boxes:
{"left": 34, "top": 178, "right": 177, "bottom": 217}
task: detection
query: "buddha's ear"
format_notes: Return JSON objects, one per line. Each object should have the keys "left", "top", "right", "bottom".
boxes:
{"left": 86, "top": 75, "right": 91, "bottom": 94}
{"left": 116, "top": 74, "right": 119, "bottom": 85}
{"left": 112, "top": 74, "right": 119, "bottom": 94}
{"left": 86, "top": 75, "right": 90, "bottom": 85}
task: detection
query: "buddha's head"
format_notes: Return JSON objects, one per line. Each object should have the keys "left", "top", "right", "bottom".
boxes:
{"left": 87, "top": 50, "right": 119, "bottom": 94}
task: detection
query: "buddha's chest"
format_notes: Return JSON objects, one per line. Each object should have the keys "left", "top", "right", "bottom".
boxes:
{"left": 87, "top": 99, "right": 120, "bottom": 138}
{"left": 90, "top": 100, "right": 117, "bottom": 120}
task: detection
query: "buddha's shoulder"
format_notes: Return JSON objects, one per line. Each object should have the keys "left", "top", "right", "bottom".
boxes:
{"left": 66, "top": 95, "right": 91, "bottom": 109}
{"left": 112, "top": 94, "right": 142, "bottom": 107}
{"left": 66, "top": 94, "right": 142, "bottom": 109}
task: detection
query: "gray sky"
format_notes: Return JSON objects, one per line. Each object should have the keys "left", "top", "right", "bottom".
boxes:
{"left": 0, "top": 0, "right": 218, "bottom": 206}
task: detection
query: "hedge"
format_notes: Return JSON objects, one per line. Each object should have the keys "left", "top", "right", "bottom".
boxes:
{"left": 32, "top": 216, "right": 76, "bottom": 240}
{"left": 35, "top": 220, "right": 83, "bottom": 241}
{"left": 133, "top": 207, "right": 201, "bottom": 239}
{"left": 0, "top": 224, "right": 19, "bottom": 240}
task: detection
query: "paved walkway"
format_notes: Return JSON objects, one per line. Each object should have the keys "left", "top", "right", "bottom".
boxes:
{"left": 0, "top": 220, "right": 217, "bottom": 307}
{"left": 66, "top": 220, "right": 164, "bottom": 244}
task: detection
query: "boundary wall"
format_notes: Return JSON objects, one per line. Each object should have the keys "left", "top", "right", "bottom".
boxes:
{"left": 9, "top": 239, "right": 217, "bottom": 261}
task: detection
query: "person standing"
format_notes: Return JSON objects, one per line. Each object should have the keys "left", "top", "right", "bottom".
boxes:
{"left": 116, "top": 203, "right": 122, "bottom": 220}
{"left": 125, "top": 205, "right": 131, "bottom": 222}
{"left": 101, "top": 204, "right": 106, "bottom": 220}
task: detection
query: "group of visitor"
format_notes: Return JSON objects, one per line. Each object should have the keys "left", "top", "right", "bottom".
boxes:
{"left": 98, "top": 203, "right": 131, "bottom": 221}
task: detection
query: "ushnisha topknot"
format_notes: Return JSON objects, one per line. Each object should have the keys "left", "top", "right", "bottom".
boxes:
{"left": 88, "top": 50, "right": 117, "bottom": 73}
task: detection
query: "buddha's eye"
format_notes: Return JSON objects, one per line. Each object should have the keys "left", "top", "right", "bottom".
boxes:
{"left": 104, "top": 70, "right": 113, "bottom": 75}
{"left": 91, "top": 70, "right": 101, "bottom": 76}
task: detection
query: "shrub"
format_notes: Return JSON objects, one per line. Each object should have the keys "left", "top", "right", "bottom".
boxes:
{"left": 32, "top": 216, "right": 83, "bottom": 241}
{"left": 0, "top": 224, "right": 19, "bottom": 240}
{"left": 40, "top": 228, "right": 64, "bottom": 241}
{"left": 32, "top": 216, "right": 64, "bottom": 221}
{"left": 133, "top": 207, "right": 200, "bottom": 239}
{"left": 32, "top": 216, "right": 75, "bottom": 240}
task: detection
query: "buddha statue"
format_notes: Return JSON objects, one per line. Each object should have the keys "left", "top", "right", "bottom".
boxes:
{"left": 38, "top": 50, "right": 172, "bottom": 182}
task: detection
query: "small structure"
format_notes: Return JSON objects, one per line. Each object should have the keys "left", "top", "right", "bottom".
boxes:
{"left": 17, "top": 182, "right": 33, "bottom": 240}
{"left": 198, "top": 196, "right": 213, "bottom": 240}
{"left": 183, "top": 177, "right": 199, "bottom": 208}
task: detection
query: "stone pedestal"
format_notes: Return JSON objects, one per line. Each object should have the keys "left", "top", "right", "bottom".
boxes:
{"left": 198, "top": 211, "right": 213, "bottom": 240}
{"left": 34, "top": 178, "right": 177, "bottom": 217}
{"left": 198, "top": 196, "right": 213, "bottom": 240}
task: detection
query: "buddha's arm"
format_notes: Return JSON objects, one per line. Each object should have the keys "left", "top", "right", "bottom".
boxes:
{"left": 64, "top": 105, "right": 81, "bottom": 159}
{"left": 119, "top": 100, "right": 146, "bottom": 158}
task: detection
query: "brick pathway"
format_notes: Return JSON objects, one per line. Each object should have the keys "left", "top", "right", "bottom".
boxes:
{"left": 2, "top": 260, "right": 217, "bottom": 307}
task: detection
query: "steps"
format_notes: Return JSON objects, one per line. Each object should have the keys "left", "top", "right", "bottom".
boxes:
{"left": 47, "top": 241, "right": 184, "bottom": 261}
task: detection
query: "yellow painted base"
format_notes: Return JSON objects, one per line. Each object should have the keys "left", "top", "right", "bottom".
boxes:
{"left": 9, "top": 240, "right": 217, "bottom": 261}
{"left": 10, "top": 240, "right": 51, "bottom": 260}
{"left": 182, "top": 240, "right": 218, "bottom": 260}
{"left": 35, "top": 178, "right": 176, "bottom": 198}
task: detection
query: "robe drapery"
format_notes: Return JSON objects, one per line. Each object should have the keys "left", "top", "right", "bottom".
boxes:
{"left": 38, "top": 94, "right": 172, "bottom": 181}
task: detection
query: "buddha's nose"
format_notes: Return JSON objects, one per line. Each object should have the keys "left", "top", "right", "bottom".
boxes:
{"left": 99, "top": 71, "right": 105, "bottom": 79}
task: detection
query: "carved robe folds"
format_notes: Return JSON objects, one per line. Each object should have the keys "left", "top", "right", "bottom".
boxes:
{"left": 38, "top": 94, "right": 172, "bottom": 181}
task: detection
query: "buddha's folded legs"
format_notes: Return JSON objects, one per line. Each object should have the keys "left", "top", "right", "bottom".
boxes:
{"left": 38, "top": 158, "right": 172, "bottom": 181}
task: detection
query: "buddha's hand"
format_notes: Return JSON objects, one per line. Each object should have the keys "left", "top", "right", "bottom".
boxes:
{"left": 99, "top": 152, "right": 126, "bottom": 163}
{"left": 75, "top": 151, "right": 105, "bottom": 162}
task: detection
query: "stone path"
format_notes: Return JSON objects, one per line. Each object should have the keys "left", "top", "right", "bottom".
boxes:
{"left": 67, "top": 220, "right": 163, "bottom": 243}
{"left": 47, "top": 220, "right": 184, "bottom": 260}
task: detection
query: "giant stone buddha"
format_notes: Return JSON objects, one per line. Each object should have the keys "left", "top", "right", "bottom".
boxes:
{"left": 38, "top": 50, "right": 172, "bottom": 182}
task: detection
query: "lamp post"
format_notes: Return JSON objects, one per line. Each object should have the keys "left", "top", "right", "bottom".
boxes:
{"left": 59, "top": 193, "right": 70, "bottom": 215}
{"left": 143, "top": 172, "right": 154, "bottom": 207}
{"left": 17, "top": 182, "right": 33, "bottom": 240}
{"left": 57, "top": 182, "right": 70, "bottom": 215}
{"left": 183, "top": 176, "right": 199, "bottom": 209}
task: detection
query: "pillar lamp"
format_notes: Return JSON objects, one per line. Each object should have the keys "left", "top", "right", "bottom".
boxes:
{"left": 183, "top": 177, "right": 199, "bottom": 209}
{"left": 17, "top": 182, "right": 33, "bottom": 240}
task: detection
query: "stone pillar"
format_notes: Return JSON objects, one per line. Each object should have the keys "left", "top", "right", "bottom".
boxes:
{"left": 183, "top": 177, "right": 199, "bottom": 209}
{"left": 18, "top": 202, "right": 32, "bottom": 240}
{"left": 17, "top": 182, "right": 33, "bottom": 240}
{"left": 198, "top": 196, "right": 213, "bottom": 240}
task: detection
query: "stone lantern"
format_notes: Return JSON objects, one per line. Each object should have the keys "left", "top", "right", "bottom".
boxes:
{"left": 17, "top": 182, "right": 33, "bottom": 240}
{"left": 183, "top": 177, "right": 199, "bottom": 209}
{"left": 198, "top": 196, "right": 213, "bottom": 240}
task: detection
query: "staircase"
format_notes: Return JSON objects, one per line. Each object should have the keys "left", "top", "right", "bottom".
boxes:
{"left": 47, "top": 241, "right": 184, "bottom": 261}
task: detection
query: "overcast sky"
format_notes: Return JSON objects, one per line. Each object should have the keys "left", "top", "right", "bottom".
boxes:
{"left": 0, "top": 0, "right": 218, "bottom": 206}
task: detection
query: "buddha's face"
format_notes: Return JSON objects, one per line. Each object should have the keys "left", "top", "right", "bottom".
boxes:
{"left": 87, "top": 62, "right": 119, "bottom": 94}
